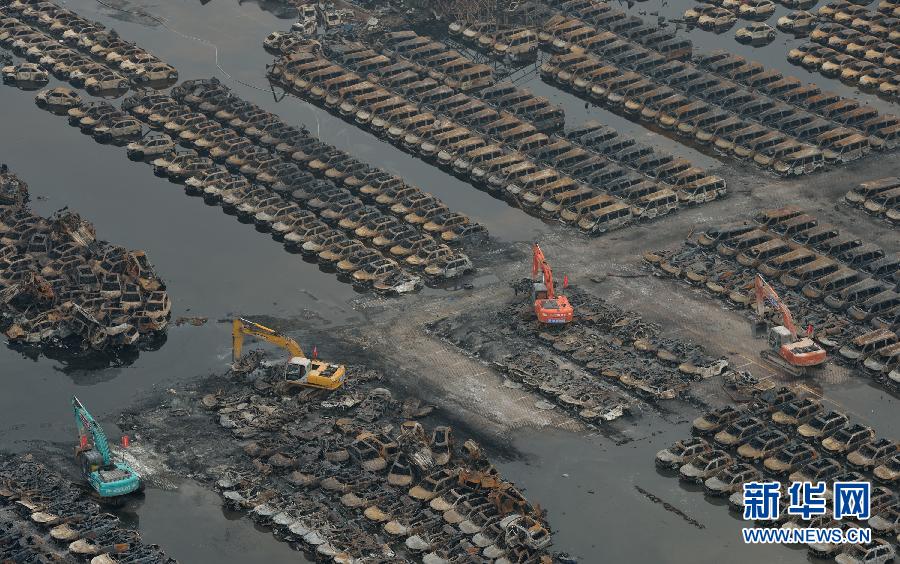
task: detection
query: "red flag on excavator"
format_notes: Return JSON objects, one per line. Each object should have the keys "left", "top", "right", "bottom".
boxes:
{"left": 807, "top": 324, "right": 813, "bottom": 337}
{"left": 312, "top": 345, "right": 318, "bottom": 359}
{"left": 562, "top": 275, "right": 569, "bottom": 289}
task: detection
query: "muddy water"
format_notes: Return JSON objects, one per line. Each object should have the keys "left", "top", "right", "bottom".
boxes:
{"left": 119, "top": 479, "right": 311, "bottom": 563}
{"left": 502, "top": 416, "right": 800, "bottom": 564}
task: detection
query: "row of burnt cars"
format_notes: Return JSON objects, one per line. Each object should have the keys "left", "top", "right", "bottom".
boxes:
{"left": 0, "top": 169, "right": 170, "bottom": 352}
{"left": 643, "top": 206, "right": 900, "bottom": 389}
{"left": 789, "top": 0, "right": 900, "bottom": 100}
{"left": 194, "top": 362, "right": 556, "bottom": 563}
{"left": 447, "top": 21, "right": 542, "bottom": 64}
{"left": 845, "top": 175, "right": 900, "bottom": 225}
{"left": 538, "top": 6, "right": 898, "bottom": 175}
{"left": 657, "top": 389, "right": 900, "bottom": 559}
{"left": 38, "top": 78, "right": 482, "bottom": 294}
{"left": 266, "top": 31, "right": 724, "bottom": 235}
{"left": 881, "top": 0, "right": 900, "bottom": 17}
{"left": 0, "top": 457, "right": 176, "bottom": 563}
{"left": 0, "top": 0, "right": 177, "bottom": 95}
{"left": 781, "top": 0, "right": 900, "bottom": 39}
{"left": 683, "top": 0, "right": 778, "bottom": 39}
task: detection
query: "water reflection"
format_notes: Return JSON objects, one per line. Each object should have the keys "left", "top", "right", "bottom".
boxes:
{"left": 117, "top": 479, "right": 311, "bottom": 563}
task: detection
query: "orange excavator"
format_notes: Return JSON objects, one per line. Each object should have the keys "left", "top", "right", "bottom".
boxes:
{"left": 754, "top": 274, "right": 826, "bottom": 376}
{"left": 531, "top": 243, "right": 573, "bottom": 324}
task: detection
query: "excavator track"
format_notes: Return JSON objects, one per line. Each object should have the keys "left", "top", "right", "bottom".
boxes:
{"left": 759, "top": 349, "right": 807, "bottom": 378}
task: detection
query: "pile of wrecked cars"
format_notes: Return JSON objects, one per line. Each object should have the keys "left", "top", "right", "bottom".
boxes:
{"left": 189, "top": 358, "right": 557, "bottom": 563}
{"left": 43, "top": 78, "right": 483, "bottom": 294}
{"left": 789, "top": 0, "right": 900, "bottom": 100}
{"left": 432, "top": 286, "right": 729, "bottom": 415}
{"left": 537, "top": 9, "right": 896, "bottom": 174}
{"left": 0, "top": 168, "right": 170, "bottom": 352}
{"left": 0, "top": 455, "right": 176, "bottom": 563}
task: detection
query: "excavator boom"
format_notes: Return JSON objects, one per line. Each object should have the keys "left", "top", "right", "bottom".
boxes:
{"left": 73, "top": 396, "right": 111, "bottom": 466}
{"left": 532, "top": 244, "right": 546, "bottom": 279}
{"left": 754, "top": 274, "right": 798, "bottom": 339}
{"left": 232, "top": 318, "right": 304, "bottom": 363}
{"left": 541, "top": 262, "right": 555, "bottom": 300}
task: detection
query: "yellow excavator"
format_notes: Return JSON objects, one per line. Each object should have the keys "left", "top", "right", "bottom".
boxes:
{"left": 231, "top": 318, "right": 346, "bottom": 391}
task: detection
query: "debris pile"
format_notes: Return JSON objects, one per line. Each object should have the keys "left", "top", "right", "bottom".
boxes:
{"left": 430, "top": 286, "right": 727, "bottom": 416}
{"left": 0, "top": 169, "right": 170, "bottom": 352}
{"left": 134, "top": 359, "right": 558, "bottom": 563}
{"left": 643, "top": 207, "right": 899, "bottom": 390}
{"left": 657, "top": 389, "right": 900, "bottom": 559}
{"left": 0, "top": 456, "right": 176, "bottom": 563}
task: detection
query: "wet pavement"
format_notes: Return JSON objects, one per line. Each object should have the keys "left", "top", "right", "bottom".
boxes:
{"left": 0, "top": 0, "right": 898, "bottom": 561}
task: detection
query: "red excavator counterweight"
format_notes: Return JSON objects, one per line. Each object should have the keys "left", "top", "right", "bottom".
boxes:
{"left": 531, "top": 244, "right": 573, "bottom": 324}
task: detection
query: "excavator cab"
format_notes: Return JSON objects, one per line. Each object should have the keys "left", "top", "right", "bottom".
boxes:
{"left": 532, "top": 283, "right": 573, "bottom": 323}
{"left": 287, "top": 356, "right": 347, "bottom": 390}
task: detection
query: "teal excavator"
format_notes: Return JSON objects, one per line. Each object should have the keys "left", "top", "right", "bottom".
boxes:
{"left": 72, "top": 396, "right": 141, "bottom": 498}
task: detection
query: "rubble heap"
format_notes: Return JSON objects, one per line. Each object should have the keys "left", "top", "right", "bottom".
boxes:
{"left": 430, "top": 286, "right": 728, "bottom": 418}
{"left": 134, "top": 358, "right": 558, "bottom": 563}
{"left": 0, "top": 455, "right": 176, "bottom": 563}
{"left": 0, "top": 169, "right": 170, "bottom": 352}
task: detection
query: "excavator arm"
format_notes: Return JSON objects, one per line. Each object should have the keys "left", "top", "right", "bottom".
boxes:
{"left": 531, "top": 243, "right": 557, "bottom": 298}
{"left": 72, "top": 396, "right": 111, "bottom": 467}
{"left": 532, "top": 243, "right": 546, "bottom": 279}
{"left": 541, "top": 262, "right": 555, "bottom": 300}
{"left": 230, "top": 317, "right": 346, "bottom": 391}
{"left": 232, "top": 318, "right": 305, "bottom": 363}
{"left": 754, "top": 274, "right": 798, "bottom": 340}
